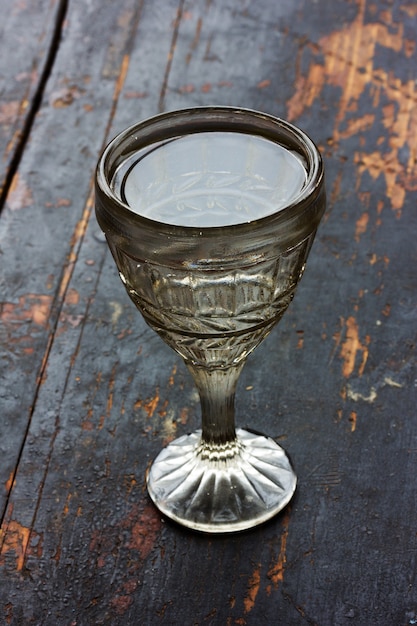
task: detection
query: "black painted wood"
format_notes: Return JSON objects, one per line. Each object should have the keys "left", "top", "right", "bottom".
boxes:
{"left": 0, "top": 0, "right": 144, "bottom": 515}
{"left": 1, "top": 0, "right": 416, "bottom": 624}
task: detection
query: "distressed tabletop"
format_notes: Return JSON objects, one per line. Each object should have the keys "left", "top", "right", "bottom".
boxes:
{"left": 0, "top": 0, "right": 416, "bottom": 624}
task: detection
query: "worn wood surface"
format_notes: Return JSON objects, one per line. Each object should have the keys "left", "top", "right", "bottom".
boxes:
{"left": 1, "top": 0, "right": 416, "bottom": 624}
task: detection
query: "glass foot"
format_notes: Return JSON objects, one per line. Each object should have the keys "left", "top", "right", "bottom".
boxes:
{"left": 146, "top": 429, "right": 296, "bottom": 533}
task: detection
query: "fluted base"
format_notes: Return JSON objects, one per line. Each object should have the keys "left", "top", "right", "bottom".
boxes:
{"left": 146, "top": 429, "right": 296, "bottom": 533}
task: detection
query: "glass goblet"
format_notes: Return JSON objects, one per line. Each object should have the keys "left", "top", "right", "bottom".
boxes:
{"left": 95, "top": 107, "right": 325, "bottom": 533}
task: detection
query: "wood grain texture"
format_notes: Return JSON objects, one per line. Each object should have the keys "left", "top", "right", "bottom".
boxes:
{"left": 1, "top": 0, "right": 416, "bottom": 624}
{"left": 0, "top": 0, "right": 144, "bottom": 513}
{"left": 0, "top": 0, "right": 67, "bottom": 203}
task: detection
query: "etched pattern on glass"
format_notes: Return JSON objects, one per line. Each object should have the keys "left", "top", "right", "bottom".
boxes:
{"left": 110, "top": 233, "right": 315, "bottom": 368}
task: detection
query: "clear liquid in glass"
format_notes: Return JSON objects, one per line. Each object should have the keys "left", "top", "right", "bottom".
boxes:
{"left": 116, "top": 132, "right": 308, "bottom": 227}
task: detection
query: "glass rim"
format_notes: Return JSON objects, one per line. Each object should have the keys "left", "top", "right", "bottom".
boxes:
{"left": 95, "top": 106, "right": 325, "bottom": 238}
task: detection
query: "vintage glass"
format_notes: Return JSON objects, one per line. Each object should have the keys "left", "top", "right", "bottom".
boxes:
{"left": 95, "top": 107, "right": 326, "bottom": 533}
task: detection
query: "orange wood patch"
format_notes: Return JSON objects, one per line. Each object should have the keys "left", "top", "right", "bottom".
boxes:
{"left": 286, "top": 0, "right": 417, "bottom": 214}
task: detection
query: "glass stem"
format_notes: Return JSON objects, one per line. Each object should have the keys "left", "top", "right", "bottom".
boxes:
{"left": 186, "top": 362, "right": 245, "bottom": 446}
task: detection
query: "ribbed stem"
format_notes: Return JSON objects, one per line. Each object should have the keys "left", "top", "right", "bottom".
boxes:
{"left": 186, "top": 362, "right": 245, "bottom": 448}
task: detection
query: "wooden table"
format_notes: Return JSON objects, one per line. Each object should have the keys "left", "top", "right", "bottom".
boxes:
{"left": 1, "top": 0, "right": 416, "bottom": 623}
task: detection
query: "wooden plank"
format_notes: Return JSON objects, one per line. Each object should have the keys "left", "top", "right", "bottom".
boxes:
{"left": 0, "top": 0, "right": 65, "bottom": 202}
{"left": 162, "top": 0, "right": 304, "bottom": 114}
{"left": 0, "top": 0, "right": 182, "bottom": 620}
{"left": 0, "top": 0, "right": 416, "bottom": 624}
{"left": 0, "top": 0, "right": 146, "bottom": 513}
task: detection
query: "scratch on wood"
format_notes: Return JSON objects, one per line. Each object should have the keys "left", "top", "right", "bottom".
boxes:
{"left": 4, "top": 601, "right": 13, "bottom": 624}
{"left": 113, "top": 54, "right": 130, "bottom": 103}
{"left": 4, "top": 472, "right": 15, "bottom": 494}
{"left": 257, "top": 79, "right": 271, "bottom": 89}
{"left": 60, "top": 191, "right": 94, "bottom": 302}
{"left": 339, "top": 316, "right": 370, "bottom": 378}
{"left": 97, "top": 364, "right": 117, "bottom": 429}
{"left": 308, "top": 461, "right": 342, "bottom": 487}
{"left": 369, "top": 252, "right": 389, "bottom": 269}
{"left": 0, "top": 519, "right": 34, "bottom": 571}
{"left": 158, "top": 399, "right": 169, "bottom": 418}
{"left": 186, "top": 16, "right": 203, "bottom": 64}
{"left": 62, "top": 492, "right": 72, "bottom": 517}
{"left": 82, "top": 371, "right": 102, "bottom": 430}
{"left": 346, "top": 384, "right": 377, "bottom": 403}
{"left": 134, "top": 389, "right": 160, "bottom": 418}
{"left": 267, "top": 508, "right": 291, "bottom": 592}
{"left": 168, "top": 364, "right": 177, "bottom": 386}
{"left": 384, "top": 376, "right": 403, "bottom": 388}
{"left": 355, "top": 212, "right": 369, "bottom": 241}
{"left": 5, "top": 129, "right": 22, "bottom": 161}
{"left": 329, "top": 169, "right": 343, "bottom": 209}
{"left": 338, "top": 113, "right": 375, "bottom": 139}
{"left": 243, "top": 564, "right": 261, "bottom": 613}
